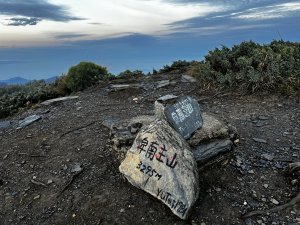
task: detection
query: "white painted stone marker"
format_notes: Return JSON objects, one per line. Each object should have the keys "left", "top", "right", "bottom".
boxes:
{"left": 119, "top": 119, "right": 199, "bottom": 219}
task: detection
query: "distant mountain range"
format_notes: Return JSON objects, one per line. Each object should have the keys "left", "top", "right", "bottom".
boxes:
{"left": 0, "top": 76, "right": 58, "bottom": 86}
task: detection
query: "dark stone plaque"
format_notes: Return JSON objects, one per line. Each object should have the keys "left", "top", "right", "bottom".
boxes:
{"left": 164, "top": 96, "right": 203, "bottom": 139}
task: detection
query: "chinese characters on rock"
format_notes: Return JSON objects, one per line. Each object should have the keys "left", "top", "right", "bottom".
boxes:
{"left": 137, "top": 137, "right": 178, "bottom": 169}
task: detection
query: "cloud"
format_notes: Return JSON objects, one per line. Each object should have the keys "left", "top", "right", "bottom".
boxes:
{"left": 3, "top": 17, "right": 41, "bottom": 26}
{"left": 0, "top": 0, "right": 83, "bottom": 24}
{"left": 54, "top": 33, "right": 89, "bottom": 41}
{"left": 0, "top": 0, "right": 297, "bottom": 47}
{"left": 0, "top": 0, "right": 225, "bottom": 46}
{"left": 232, "top": 2, "right": 300, "bottom": 20}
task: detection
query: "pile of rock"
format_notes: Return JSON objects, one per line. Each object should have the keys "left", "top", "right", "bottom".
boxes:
{"left": 106, "top": 95, "right": 238, "bottom": 219}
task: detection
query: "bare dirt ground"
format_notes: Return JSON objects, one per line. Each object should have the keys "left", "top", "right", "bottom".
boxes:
{"left": 0, "top": 75, "right": 299, "bottom": 225}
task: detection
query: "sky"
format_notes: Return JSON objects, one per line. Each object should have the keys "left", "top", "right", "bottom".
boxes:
{"left": 0, "top": 0, "right": 299, "bottom": 80}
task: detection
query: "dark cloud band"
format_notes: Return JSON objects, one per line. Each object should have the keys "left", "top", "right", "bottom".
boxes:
{"left": 5, "top": 17, "right": 41, "bottom": 26}
{"left": 0, "top": 0, "right": 83, "bottom": 26}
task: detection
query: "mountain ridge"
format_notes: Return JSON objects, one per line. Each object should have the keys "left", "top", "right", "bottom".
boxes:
{"left": 0, "top": 76, "right": 57, "bottom": 85}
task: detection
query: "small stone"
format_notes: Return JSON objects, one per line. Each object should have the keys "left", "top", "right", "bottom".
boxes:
{"left": 248, "top": 170, "right": 255, "bottom": 174}
{"left": 274, "top": 163, "right": 283, "bottom": 169}
{"left": 236, "top": 156, "right": 243, "bottom": 167}
{"left": 261, "top": 197, "right": 267, "bottom": 202}
{"left": 71, "top": 163, "right": 83, "bottom": 173}
{"left": 33, "top": 195, "right": 40, "bottom": 200}
{"left": 130, "top": 127, "right": 139, "bottom": 134}
{"left": 291, "top": 179, "right": 298, "bottom": 185}
{"left": 257, "top": 220, "right": 263, "bottom": 224}
{"left": 215, "top": 188, "right": 221, "bottom": 192}
{"left": 263, "top": 184, "right": 269, "bottom": 189}
{"left": 47, "top": 179, "right": 53, "bottom": 184}
{"left": 258, "top": 116, "right": 269, "bottom": 120}
{"left": 271, "top": 198, "right": 279, "bottom": 205}
{"left": 259, "top": 159, "right": 267, "bottom": 165}
{"left": 120, "top": 208, "right": 125, "bottom": 213}
{"left": 3, "top": 155, "right": 8, "bottom": 160}
{"left": 245, "top": 218, "right": 253, "bottom": 225}
{"left": 261, "top": 153, "right": 274, "bottom": 161}
{"left": 252, "top": 138, "right": 267, "bottom": 144}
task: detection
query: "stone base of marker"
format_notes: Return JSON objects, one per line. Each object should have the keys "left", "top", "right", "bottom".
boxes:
{"left": 109, "top": 97, "right": 238, "bottom": 164}
{"left": 193, "top": 139, "right": 234, "bottom": 165}
{"left": 187, "top": 113, "right": 238, "bottom": 147}
{"left": 103, "top": 115, "right": 156, "bottom": 161}
{"left": 119, "top": 119, "right": 199, "bottom": 219}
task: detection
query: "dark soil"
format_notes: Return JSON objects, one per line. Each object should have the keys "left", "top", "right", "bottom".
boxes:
{"left": 0, "top": 75, "right": 299, "bottom": 225}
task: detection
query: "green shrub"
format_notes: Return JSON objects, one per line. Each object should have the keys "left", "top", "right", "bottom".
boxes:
{"left": 189, "top": 40, "right": 300, "bottom": 94}
{"left": 159, "top": 60, "right": 195, "bottom": 74}
{"left": 118, "top": 70, "right": 144, "bottom": 79}
{"left": 64, "top": 62, "right": 108, "bottom": 92}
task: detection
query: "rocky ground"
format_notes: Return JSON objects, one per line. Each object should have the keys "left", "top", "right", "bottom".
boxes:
{"left": 0, "top": 74, "right": 299, "bottom": 225}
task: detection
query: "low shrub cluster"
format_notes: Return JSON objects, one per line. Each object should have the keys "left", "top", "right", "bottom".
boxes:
{"left": 158, "top": 60, "right": 195, "bottom": 74}
{"left": 0, "top": 80, "right": 59, "bottom": 118}
{"left": 0, "top": 62, "right": 111, "bottom": 118}
{"left": 189, "top": 40, "right": 300, "bottom": 94}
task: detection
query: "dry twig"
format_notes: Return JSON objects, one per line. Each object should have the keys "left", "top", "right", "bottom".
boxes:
{"left": 243, "top": 192, "right": 300, "bottom": 218}
{"left": 57, "top": 169, "right": 84, "bottom": 197}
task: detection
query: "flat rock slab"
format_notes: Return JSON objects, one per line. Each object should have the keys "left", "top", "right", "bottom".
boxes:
{"left": 156, "top": 80, "right": 170, "bottom": 89}
{"left": 18, "top": 115, "right": 42, "bottom": 129}
{"left": 119, "top": 119, "right": 199, "bottom": 219}
{"left": 193, "top": 139, "right": 234, "bottom": 165}
{"left": 188, "top": 113, "right": 237, "bottom": 146}
{"left": 164, "top": 96, "right": 203, "bottom": 139}
{"left": 108, "top": 84, "right": 142, "bottom": 92}
{"left": 181, "top": 75, "right": 197, "bottom": 83}
{"left": 41, "top": 96, "right": 79, "bottom": 106}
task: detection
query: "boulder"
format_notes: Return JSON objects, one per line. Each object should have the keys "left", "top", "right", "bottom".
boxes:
{"left": 187, "top": 113, "right": 237, "bottom": 146}
{"left": 119, "top": 119, "right": 199, "bottom": 219}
